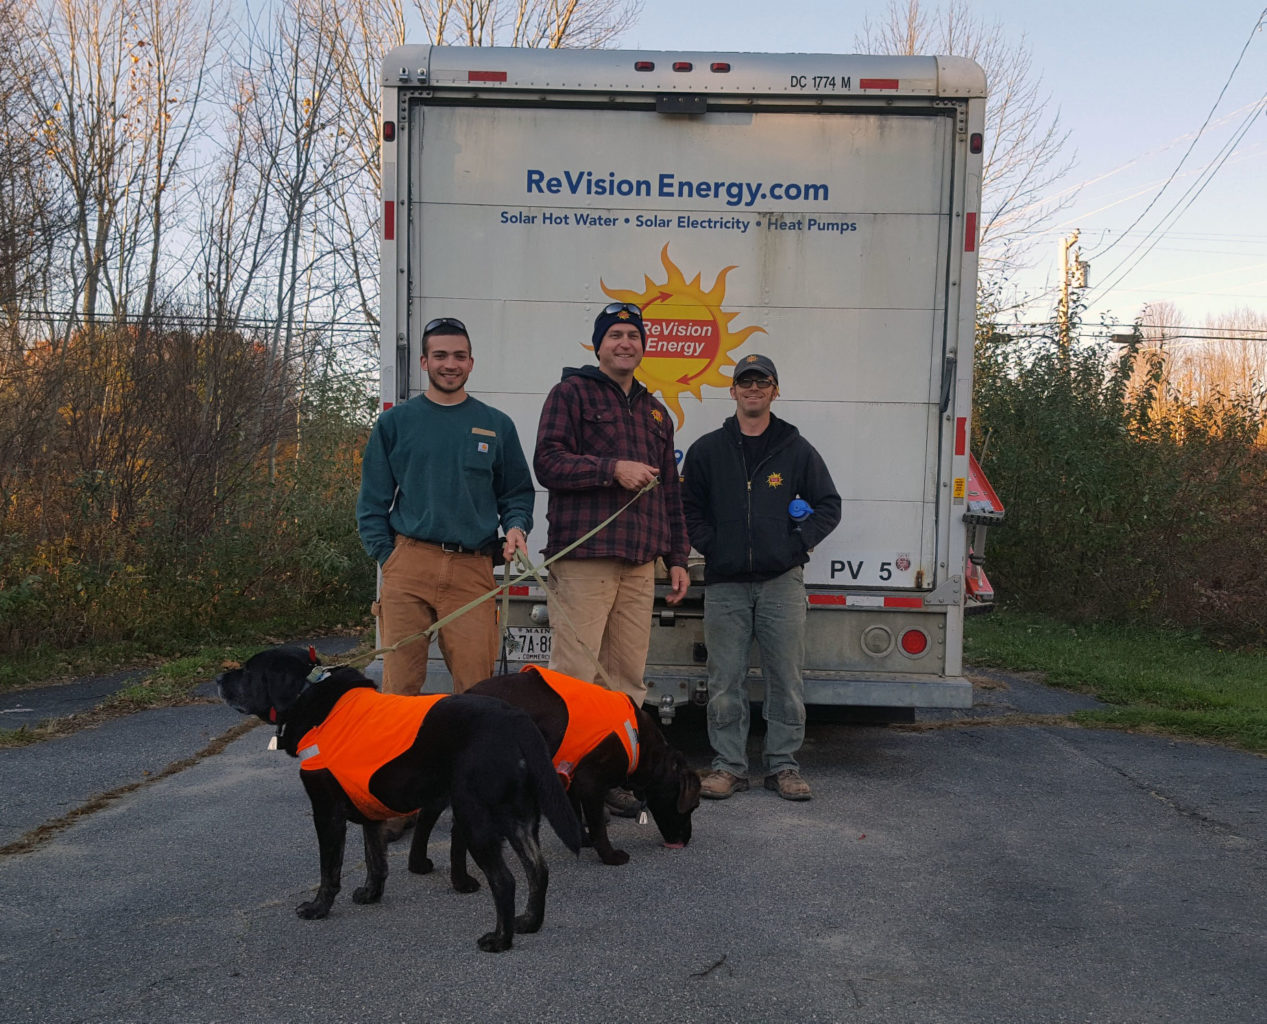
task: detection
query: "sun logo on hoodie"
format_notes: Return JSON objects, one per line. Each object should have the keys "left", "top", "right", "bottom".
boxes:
{"left": 650, "top": 408, "right": 663, "bottom": 424}
{"left": 767, "top": 473, "right": 784, "bottom": 489}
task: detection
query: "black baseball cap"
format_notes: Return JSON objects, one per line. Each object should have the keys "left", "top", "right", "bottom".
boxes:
{"left": 733, "top": 353, "right": 778, "bottom": 385}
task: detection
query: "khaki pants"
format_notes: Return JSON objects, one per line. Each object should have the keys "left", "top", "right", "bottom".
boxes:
{"left": 375, "top": 536, "right": 498, "bottom": 695}
{"left": 546, "top": 558, "right": 654, "bottom": 706}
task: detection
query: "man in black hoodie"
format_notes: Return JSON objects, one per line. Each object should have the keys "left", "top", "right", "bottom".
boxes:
{"left": 682, "top": 353, "right": 841, "bottom": 801}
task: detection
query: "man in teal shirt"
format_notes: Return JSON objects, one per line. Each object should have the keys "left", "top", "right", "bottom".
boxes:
{"left": 357, "top": 317, "right": 534, "bottom": 697}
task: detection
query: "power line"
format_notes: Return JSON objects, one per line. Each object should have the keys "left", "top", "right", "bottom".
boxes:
{"left": 1000, "top": 321, "right": 1267, "bottom": 338}
{"left": 10, "top": 308, "right": 376, "bottom": 332}
{"left": 1087, "top": 8, "right": 1267, "bottom": 262}
{"left": 1088, "top": 94, "right": 1267, "bottom": 303}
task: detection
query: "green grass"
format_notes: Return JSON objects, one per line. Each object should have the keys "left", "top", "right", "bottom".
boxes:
{"left": 965, "top": 608, "right": 1267, "bottom": 754}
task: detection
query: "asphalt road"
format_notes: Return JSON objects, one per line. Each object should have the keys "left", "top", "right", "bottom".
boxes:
{"left": 1, "top": 653, "right": 1264, "bottom": 1024}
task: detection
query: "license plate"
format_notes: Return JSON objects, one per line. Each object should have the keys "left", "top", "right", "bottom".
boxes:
{"left": 504, "top": 626, "right": 552, "bottom": 662}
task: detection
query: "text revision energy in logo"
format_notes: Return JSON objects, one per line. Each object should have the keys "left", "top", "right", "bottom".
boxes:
{"left": 598, "top": 245, "right": 764, "bottom": 427}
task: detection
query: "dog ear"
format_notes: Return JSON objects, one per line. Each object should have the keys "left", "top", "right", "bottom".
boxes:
{"left": 676, "top": 755, "right": 701, "bottom": 814}
{"left": 257, "top": 647, "right": 315, "bottom": 717}
{"left": 266, "top": 670, "right": 309, "bottom": 718}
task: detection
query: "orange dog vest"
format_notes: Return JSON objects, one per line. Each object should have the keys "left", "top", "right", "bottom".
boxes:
{"left": 297, "top": 689, "right": 445, "bottom": 820}
{"left": 523, "top": 665, "right": 639, "bottom": 785}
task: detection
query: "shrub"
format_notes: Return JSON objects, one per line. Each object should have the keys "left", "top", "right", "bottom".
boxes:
{"left": 975, "top": 311, "right": 1267, "bottom": 644}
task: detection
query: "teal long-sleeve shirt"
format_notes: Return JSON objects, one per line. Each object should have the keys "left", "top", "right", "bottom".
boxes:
{"left": 357, "top": 394, "right": 535, "bottom": 566}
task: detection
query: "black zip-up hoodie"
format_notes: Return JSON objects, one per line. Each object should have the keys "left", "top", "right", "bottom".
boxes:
{"left": 682, "top": 413, "right": 842, "bottom": 585}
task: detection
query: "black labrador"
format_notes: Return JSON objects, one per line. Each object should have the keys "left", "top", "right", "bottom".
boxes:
{"left": 216, "top": 646, "right": 582, "bottom": 952}
{"left": 416, "top": 665, "right": 701, "bottom": 867}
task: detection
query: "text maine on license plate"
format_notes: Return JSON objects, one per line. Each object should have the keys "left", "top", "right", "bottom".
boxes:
{"left": 506, "top": 626, "right": 552, "bottom": 661}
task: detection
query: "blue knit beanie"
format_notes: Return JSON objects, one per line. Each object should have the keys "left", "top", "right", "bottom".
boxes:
{"left": 592, "top": 305, "right": 646, "bottom": 352}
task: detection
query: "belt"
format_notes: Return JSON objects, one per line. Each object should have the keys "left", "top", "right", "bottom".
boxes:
{"left": 423, "top": 539, "right": 494, "bottom": 557}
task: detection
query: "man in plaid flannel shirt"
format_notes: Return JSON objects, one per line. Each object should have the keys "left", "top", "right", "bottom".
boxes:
{"left": 534, "top": 303, "right": 689, "bottom": 819}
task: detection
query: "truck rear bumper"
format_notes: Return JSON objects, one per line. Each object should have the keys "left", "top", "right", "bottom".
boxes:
{"left": 644, "top": 669, "right": 973, "bottom": 710}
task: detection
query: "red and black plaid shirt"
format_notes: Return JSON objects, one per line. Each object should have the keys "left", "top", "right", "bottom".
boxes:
{"left": 533, "top": 366, "right": 689, "bottom": 568}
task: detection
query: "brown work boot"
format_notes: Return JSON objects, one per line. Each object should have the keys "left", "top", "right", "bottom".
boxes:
{"left": 604, "top": 787, "right": 642, "bottom": 819}
{"left": 699, "top": 770, "right": 749, "bottom": 800}
{"left": 764, "top": 768, "right": 812, "bottom": 801}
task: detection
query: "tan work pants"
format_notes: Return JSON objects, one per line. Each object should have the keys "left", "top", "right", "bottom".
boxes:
{"left": 545, "top": 558, "right": 654, "bottom": 706}
{"left": 374, "top": 536, "right": 498, "bottom": 694}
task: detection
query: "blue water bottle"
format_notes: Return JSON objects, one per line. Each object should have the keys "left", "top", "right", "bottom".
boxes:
{"left": 788, "top": 499, "right": 814, "bottom": 522}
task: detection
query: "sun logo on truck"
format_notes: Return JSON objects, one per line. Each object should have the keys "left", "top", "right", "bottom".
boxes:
{"left": 598, "top": 244, "right": 764, "bottom": 428}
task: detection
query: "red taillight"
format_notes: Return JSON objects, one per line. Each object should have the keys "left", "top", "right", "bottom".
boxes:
{"left": 710, "top": 62, "right": 731, "bottom": 73}
{"left": 672, "top": 61, "right": 693, "bottom": 72}
{"left": 900, "top": 629, "right": 928, "bottom": 656}
{"left": 634, "top": 60, "right": 655, "bottom": 72}
{"left": 382, "top": 121, "right": 396, "bottom": 142}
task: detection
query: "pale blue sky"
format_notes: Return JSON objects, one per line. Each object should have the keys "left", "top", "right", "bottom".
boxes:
{"left": 613, "top": 1, "right": 1267, "bottom": 330}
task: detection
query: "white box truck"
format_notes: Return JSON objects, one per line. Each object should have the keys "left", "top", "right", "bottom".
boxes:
{"left": 379, "top": 45, "right": 1002, "bottom": 717}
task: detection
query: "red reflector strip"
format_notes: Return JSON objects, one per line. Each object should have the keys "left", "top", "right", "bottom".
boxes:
{"left": 955, "top": 416, "right": 967, "bottom": 456}
{"left": 507, "top": 585, "right": 530, "bottom": 596}
{"left": 384, "top": 201, "right": 395, "bottom": 241}
{"left": 965, "top": 211, "right": 977, "bottom": 252}
{"left": 807, "top": 594, "right": 925, "bottom": 608}
{"left": 468, "top": 70, "right": 508, "bottom": 83}
{"left": 860, "top": 78, "right": 899, "bottom": 90}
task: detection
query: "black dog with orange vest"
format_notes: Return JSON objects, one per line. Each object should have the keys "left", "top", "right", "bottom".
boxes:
{"left": 215, "top": 646, "right": 582, "bottom": 952}
{"left": 414, "top": 665, "right": 701, "bottom": 868}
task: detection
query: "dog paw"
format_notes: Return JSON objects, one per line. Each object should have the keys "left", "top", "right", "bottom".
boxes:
{"left": 599, "top": 849, "right": 631, "bottom": 866}
{"left": 351, "top": 885, "right": 383, "bottom": 905}
{"left": 295, "top": 901, "right": 330, "bottom": 919}
{"left": 408, "top": 855, "right": 435, "bottom": 875}
{"left": 477, "top": 931, "right": 512, "bottom": 953}
{"left": 514, "top": 913, "right": 543, "bottom": 934}
{"left": 453, "top": 876, "right": 481, "bottom": 894}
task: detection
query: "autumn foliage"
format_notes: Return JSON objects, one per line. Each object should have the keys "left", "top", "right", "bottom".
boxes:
{"left": 0, "top": 320, "right": 373, "bottom": 659}
{"left": 974, "top": 313, "right": 1267, "bottom": 645}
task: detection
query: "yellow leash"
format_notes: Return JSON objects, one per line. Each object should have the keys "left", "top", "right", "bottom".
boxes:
{"left": 340, "top": 478, "right": 660, "bottom": 676}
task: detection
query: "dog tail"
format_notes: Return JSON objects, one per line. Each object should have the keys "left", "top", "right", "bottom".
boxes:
{"left": 518, "top": 716, "right": 583, "bottom": 856}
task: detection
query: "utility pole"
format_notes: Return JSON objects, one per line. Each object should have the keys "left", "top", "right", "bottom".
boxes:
{"left": 1057, "top": 229, "right": 1086, "bottom": 371}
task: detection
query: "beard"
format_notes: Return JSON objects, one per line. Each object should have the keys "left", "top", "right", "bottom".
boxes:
{"left": 427, "top": 370, "right": 468, "bottom": 393}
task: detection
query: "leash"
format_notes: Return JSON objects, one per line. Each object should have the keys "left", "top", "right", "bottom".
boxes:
{"left": 337, "top": 479, "right": 660, "bottom": 677}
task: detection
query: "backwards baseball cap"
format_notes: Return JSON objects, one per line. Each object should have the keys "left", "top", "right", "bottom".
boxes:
{"left": 733, "top": 353, "right": 779, "bottom": 385}
{"left": 592, "top": 302, "right": 646, "bottom": 352}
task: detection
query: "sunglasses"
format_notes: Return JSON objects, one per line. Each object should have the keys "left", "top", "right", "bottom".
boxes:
{"left": 423, "top": 316, "right": 467, "bottom": 335}
{"left": 601, "top": 302, "right": 642, "bottom": 316}
{"left": 735, "top": 376, "right": 776, "bottom": 391}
